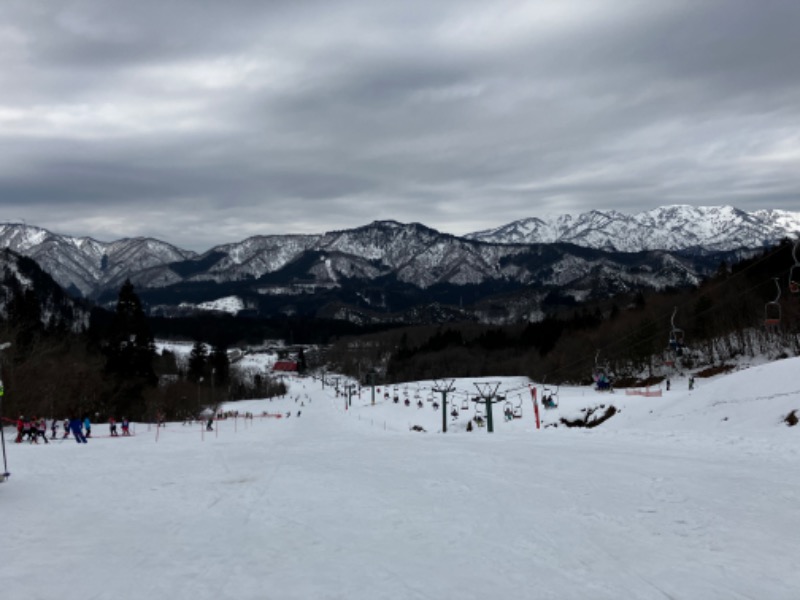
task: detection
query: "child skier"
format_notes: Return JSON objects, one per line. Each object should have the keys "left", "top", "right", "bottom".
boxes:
{"left": 36, "top": 418, "right": 49, "bottom": 444}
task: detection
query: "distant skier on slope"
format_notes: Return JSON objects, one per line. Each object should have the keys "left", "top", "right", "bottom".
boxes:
{"left": 69, "top": 416, "right": 87, "bottom": 444}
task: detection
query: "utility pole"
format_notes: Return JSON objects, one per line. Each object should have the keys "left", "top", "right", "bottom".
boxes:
{"left": 369, "top": 371, "right": 376, "bottom": 406}
{"left": 0, "top": 341, "right": 12, "bottom": 482}
{"left": 473, "top": 381, "right": 502, "bottom": 433}
{"left": 432, "top": 378, "right": 455, "bottom": 433}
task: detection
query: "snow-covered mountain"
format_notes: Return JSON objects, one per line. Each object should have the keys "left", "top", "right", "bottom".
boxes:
{"left": 465, "top": 205, "right": 800, "bottom": 251}
{"left": 0, "top": 207, "right": 787, "bottom": 324}
{"left": 0, "top": 247, "right": 91, "bottom": 331}
{"left": 0, "top": 224, "right": 197, "bottom": 297}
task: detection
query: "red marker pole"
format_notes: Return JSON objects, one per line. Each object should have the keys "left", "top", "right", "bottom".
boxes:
{"left": 530, "top": 386, "right": 540, "bottom": 430}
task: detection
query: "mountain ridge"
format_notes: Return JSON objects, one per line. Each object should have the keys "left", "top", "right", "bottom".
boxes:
{"left": 465, "top": 205, "right": 800, "bottom": 251}
{"left": 0, "top": 206, "right": 792, "bottom": 325}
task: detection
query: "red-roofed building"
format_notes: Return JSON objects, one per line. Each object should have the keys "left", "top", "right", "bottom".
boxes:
{"left": 272, "top": 360, "right": 298, "bottom": 372}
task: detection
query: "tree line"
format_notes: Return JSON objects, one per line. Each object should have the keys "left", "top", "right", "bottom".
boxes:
{"left": 325, "top": 239, "right": 800, "bottom": 387}
{"left": 1, "top": 277, "right": 286, "bottom": 423}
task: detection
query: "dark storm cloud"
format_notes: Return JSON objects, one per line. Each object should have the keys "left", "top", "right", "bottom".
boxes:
{"left": 1, "top": 0, "right": 799, "bottom": 250}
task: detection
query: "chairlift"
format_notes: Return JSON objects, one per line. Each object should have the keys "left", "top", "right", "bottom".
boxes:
{"left": 503, "top": 400, "right": 514, "bottom": 421}
{"left": 765, "top": 278, "right": 782, "bottom": 327}
{"left": 460, "top": 394, "right": 469, "bottom": 411}
{"left": 542, "top": 385, "right": 559, "bottom": 409}
{"left": 668, "top": 307, "right": 685, "bottom": 356}
{"left": 473, "top": 400, "right": 484, "bottom": 419}
{"left": 512, "top": 394, "right": 523, "bottom": 418}
{"left": 789, "top": 239, "right": 800, "bottom": 295}
{"left": 593, "top": 351, "right": 612, "bottom": 391}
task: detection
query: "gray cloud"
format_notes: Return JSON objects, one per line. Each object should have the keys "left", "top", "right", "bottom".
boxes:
{"left": 1, "top": 0, "right": 799, "bottom": 251}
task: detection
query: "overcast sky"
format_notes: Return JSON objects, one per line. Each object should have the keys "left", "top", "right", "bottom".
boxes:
{"left": 1, "top": 0, "right": 799, "bottom": 251}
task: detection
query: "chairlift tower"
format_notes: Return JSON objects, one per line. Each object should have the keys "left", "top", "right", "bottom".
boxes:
{"left": 472, "top": 381, "right": 503, "bottom": 433}
{"left": 432, "top": 378, "right": 455, "bottom": 433}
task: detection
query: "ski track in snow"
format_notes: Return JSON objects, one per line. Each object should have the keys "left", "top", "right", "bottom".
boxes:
{"left": 2, "top": 361, "right": 800, "bottom": 600}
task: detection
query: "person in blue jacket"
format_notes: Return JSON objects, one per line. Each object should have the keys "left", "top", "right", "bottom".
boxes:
{"left": 83, "top": 416, "right": 91, "bottom": 438}
{"left": 69, "top": 415, "right": 87, "bottom": 443}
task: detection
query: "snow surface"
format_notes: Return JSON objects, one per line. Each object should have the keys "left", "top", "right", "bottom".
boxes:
{"left": 2, "top": 359, "right": 800, "bottom": 599}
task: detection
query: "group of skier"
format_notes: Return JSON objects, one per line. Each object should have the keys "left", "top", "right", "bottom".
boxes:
{"left": 14, "top": 415, "right": 131, "bottom": 444}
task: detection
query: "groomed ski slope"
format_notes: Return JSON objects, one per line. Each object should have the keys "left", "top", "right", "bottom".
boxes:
{"left": 2, "top": 358, "right": 799, "bottom": 600}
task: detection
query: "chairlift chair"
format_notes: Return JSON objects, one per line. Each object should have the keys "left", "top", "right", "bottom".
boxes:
{"left": 542, "top": 385, "right": 559, "bottom": 409}
{"left": 765, "top": 278, "right": 782, "bottom": 327}
{"left": 789, "top": 240, "right": 800, "bottom": 294}
{"left": 461, "top": 394, "right": 469, "bottom": 411}
{"left": 503, "top": 401, "right": 514, "bottom": 420}
{"left": 512, "top": 395, "right": 523, "bottom": 418}
{"left": 668, "top": 307, "right": 685, "bottom": 356}
{"left": 474, "top": 401, "right": 484, "bottom": 419}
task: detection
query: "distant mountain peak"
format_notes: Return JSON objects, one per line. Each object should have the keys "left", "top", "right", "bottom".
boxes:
{"left": 465, "top": 205, "right": 800, "bottom": 251}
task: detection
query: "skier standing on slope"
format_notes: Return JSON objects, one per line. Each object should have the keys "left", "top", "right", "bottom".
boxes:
{"left": 36, "top": 418, "right": 49, "bottom": 444}
{"left": 69, "top": 416, "right": 87, "bottom": 444}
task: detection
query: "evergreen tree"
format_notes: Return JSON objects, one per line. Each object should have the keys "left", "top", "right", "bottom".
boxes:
{"left": 103, "top": 279, "right": 157, "bottom": 418}
{"left": 106, "top": 279, "right": 156, "bottom": 382}
{"left": 296, "top": 348, "right": 308, "bottom": 373}
{"left": 187, "top": 341, "right": 208, "bottom": 383}
{"left": 209, "top": 343, "right": 230, "bottom": 387}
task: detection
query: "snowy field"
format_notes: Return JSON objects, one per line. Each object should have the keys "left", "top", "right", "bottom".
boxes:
{"left": 2, "top": 358, "right": 800, "bottom": 599}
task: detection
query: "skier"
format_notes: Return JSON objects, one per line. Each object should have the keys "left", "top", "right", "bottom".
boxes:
{"left": 121, "top": 417, "right": 130, "bottom": 436}
{"left": 109, "top": 416, "right": 118, "bottom": 437}
{"left": 69, "top": 416, "right": 87, "bottom": 443}
{"left": 15, "top": 416, "right": 24, "bottom": 444}
{"left": 666, "top": 379, "right": 671, "bottom": 392}
{"left": 36, "top": 418, "right": 49, "bottom": 444}
{"left": 27, "top": 417, "right": 37, "bottom": 443}
{"left": 206, "top": 417, "right": 214, "bottom": 432}
{"left": 50, "top": 418, "right": 58, "bottom": 440}
{"left": 62, "top": 418, "right": 70, "bottom": 439}
{"left": 83, "top": 416, "right": 91, "bottom": 438}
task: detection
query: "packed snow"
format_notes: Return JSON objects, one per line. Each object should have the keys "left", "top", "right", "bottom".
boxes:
{"left": 2, "top": 357, "right": 800, "bottom": 599}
